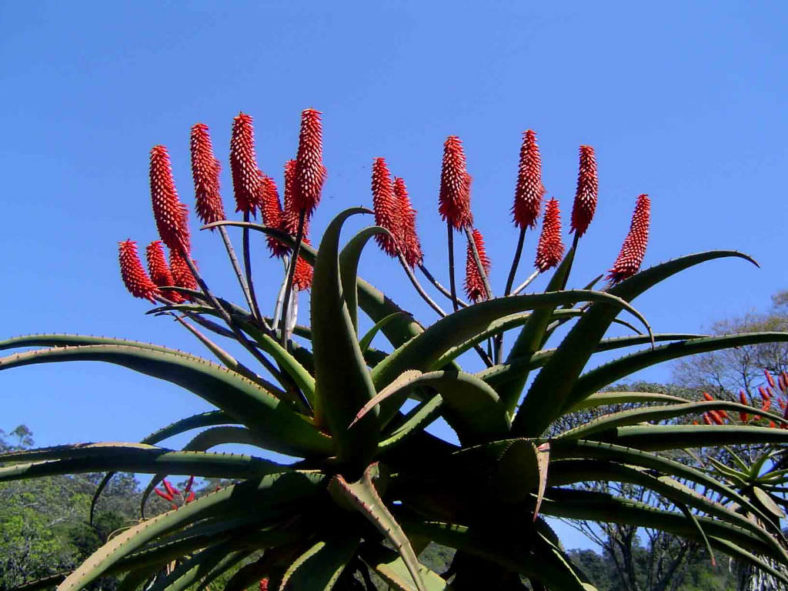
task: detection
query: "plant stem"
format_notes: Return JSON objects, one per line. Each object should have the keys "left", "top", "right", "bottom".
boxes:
{"left": 280, "top": 210, "right": 306, "bottom": 347}
{"left": 504, "top": 226, "right": 526, "bottom": 297}
{"left": 447, "top": 223, "right": 459, "bottom": 313}
{"left": 398, "top": 254, "right": 446, "bottom": 317}
{"left": 242, "top": 212, "right": 264, "bottom": 323}
{"left": 510, "top": 269, "right": 541, "bottom": 296}
{"left": 218, "top": 225, "right": 257, "bottom": 320}
{"left": 418, "top": 263, "right": 468, "bottom": 308}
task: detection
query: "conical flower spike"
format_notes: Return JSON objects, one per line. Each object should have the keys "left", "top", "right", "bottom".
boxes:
{"left": 150, "top": 145, "right": 190, "bottom": 253}
{"left": 394, "top": 176, "right": 423, "bottom": 267}
{"left": 260, "top": 175, "right": 288, "bottom": 257}
{"left": 293, "top": 108, "right": 326, "bottom": 218}
{"left": 439, "top": 136, "right": 473, "bottom": 230}
{"left": 607, "top": 194, "right": 651, "bottom": 284}
{"left": 190, "top": 123, "right": 225, "bottom": 226}
{"left": 230, "top": 112, "right": 263, "bottom": 215}
{"left": 280, "top": 159, "right": 308, "bottom": 238}
{"left": 293, "top": 237, "right": 314, "bottom": 291}
{"left": 371, "top": 158, "right": 400, "bottom": 256}
{"left": 169, "top": 249, "right": 198, "bottom": 301}
{"left": 146, "top": 240, "right": 183, "bottom": 303}
{"left": 512, "top": 130, "right": 545, "bottom": 229}
{"left": 739, "top": 390, "right": 750, "bottom": 423}
{"left": 765, "top": 369, "right": 776, "bottom": 389}
{"left": 464, "top": 228, "right": 491, "bottom": 302}
{"left": 534, "top": 198, "right": 564, "bottom": 271}
{"left": 119, "top": 240, "right": 158, "bottom": 303}
{"left": 570, "top": 145, "right": 598, "bottom": 237}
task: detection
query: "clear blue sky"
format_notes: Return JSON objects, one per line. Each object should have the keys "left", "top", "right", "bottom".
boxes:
{"left": 1, "top": 1, "right": 786, "bottom": 550}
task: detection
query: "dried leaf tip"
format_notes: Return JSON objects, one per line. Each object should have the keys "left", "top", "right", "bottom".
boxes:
{"left": 607, "top": 194, "right": 650, "bottom": 284}
{"left": 394, "top": 176, "right": 423, "bottom": 267}
{"left": 119, "top": 240, "right": 158, "bottom": 302}
{"left": 513, "top": 129, "right": 545, "bottom": 229}
{"left": 439, "top": 136, "right": 473, "bottom": 230}
{"left": 371, "top": 158, "right": 400, "bottom": 256}
{"left": 190, "top": 123, "right": 225, "bottom": 226}
{"left": 150, "top": 145, "right": 190, "bottom": 253}
{"left": 464, "top": 228, "right": 491, "bottom": 303}
{"left": 570, "top": 145, "right": 598, "bottom": 237}
{"left": 230, "top": 112, "right": 263, "bottom": 215}
{"left": 534, "top": 198, "right": 564, "bottom": 271}
{"left": 294, "top": 108, "right": 326, "bottom": 218}
{"left": 146, "top": 241, "right": 183, "bottom": 303}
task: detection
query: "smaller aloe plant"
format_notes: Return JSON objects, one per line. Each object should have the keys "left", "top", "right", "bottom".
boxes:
{"left": 2, "top": 109, "right": 788, "bottom": 591}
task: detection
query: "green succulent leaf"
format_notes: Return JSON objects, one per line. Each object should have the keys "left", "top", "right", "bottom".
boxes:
{"left": 361, "top": 544, "right": 451, "bottom": 590}
{"left": 378, "top": 395, "right": 444, "bottom": 451}
{"left": 599, "top": 424, "right": 788, "bottom": 449}
{"left": 338, "top": 225, "right": 389, "bottom": 333}
{"left": 280, "top": 534, "right": 361, "bottom": 590}
{"left": 360, "top": 311, "right": 414, "bottom": 354}
{"left": 565, "top": 391, "right": 688, "bottom": 411}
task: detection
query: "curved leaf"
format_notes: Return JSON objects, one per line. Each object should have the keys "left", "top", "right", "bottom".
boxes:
{"left": 566, "top": 391, "right": 688, "bottom": 411}
{"left": 361, "top": 544, "right": 451, "bottom": 591}
{"left": 600, "top": 424, "right": 788, "bottom": 450}
{"left": 360, "top": 312, "right": 413, "bottom": 354}
{"left": 0, "top": 345, "right": 331, "bottom": 457}
{"left": 339, "top": 226, "right": 389, "bottom": 333}
{"left": 280, "top": 534, "right": 361, "bottom": 590}
{"left": 379, "top": 396, "right": 444, "bottom": 451}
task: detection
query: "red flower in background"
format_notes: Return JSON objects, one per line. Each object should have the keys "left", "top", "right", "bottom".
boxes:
{"left": 293, "top": 108, "right": 326, "bottom": 218}
{"left": 230, "top": 113, "right": 263, "bottom": 215}
{"left": 607, "top": 194, "right": 650, "bottom": 284}
{"left": 464, "top": 229, "right": 491, "bottom": 303}
{"left": 150, "top": 145, "right": 190, "bottom": 253}
{"left": 570, "top": 145, "right": 598, "bottom": 238}
{"left": 190, "top": 123, "right": 226, "bottom": 226}
{"left": 119, "top": 240, "right": 159, "bottom": 303}
{"left": 534, "top": 198, "right": 564, "bottom": 271}
{"left": 394, "top": 177, "right": 423, "bottom": 267}
{"left": 438, "top": 136, "right": 473, "bottom": 230}
{"left": 146, "top": 241, "right": 183, "bottom": 303}
{"left": 371, "top": 158, "right": 400, "bottom": 256}
{"left": 512, "top": 129, "right": 545, "bottom": 229}
{"left": 169, "top": 249, "right": 198, "bottom": 300}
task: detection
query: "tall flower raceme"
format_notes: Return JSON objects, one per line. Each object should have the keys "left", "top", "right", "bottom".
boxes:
{"left": 534, "top": 197, "right": 564, "bottom": 272}
{"left": 512, "top": 129, "right": 545, "bottom": 229}
{"left": 168, "top": 249, "right": 198, "bottom": 300}
{"left": 464, "top": 228, "right": 491, "bottom": 302}
{"left": 260, "top": 175, "right": 288, "bottom": 257}
{"left": 371, "top": 157, "right": 400, "bottom": 256}
{"left": 280, "top": 158, "right": 306, "bottom": 238}
{"left": 570, "top": 145, "right": 598, "bottom": 238}
{"left": 118, "top": 240, "right": 158, "bottom": 302}
{"left": 150, "top": 145, "right": 191, "bottom": 253}
{"left": 293, "top": 108, "right": 326, "bottom": 219}
{"left": 145, "top": 241, "right": 183, "bottom": 303}
{"left": 190, "top": 123, "right": 226, "bottom": 226}
{"left": 607, "top": 193, "right": 651, "bottom": 283}
{"left": 8, "top": 111, "right": 788, "bottom": 590}
{"left": 229, "top": 112, "right": 263, "bottom": 215}
{"left": 394, "top": 176, "right": 423, "bottom": 267}
{"left": 438, "top": 135, "right": 473, "bottom": 230}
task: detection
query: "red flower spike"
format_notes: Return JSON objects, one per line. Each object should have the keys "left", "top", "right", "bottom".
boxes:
{"left": 230, "top": 113, "right": 263, "bottom": 215}
{"left": 260, "top": 579, "right": 269, "bottom": 591}
{"left": 293, "top": 237, "right": 314, "bottom": 291}
{"left": 145, "top": 241, "right": 183, "bottom": 303}
{"left": 759, "top": 385, "right": 770, "bottom": 400}
{"left": 260, "top": 176, "right": 288, "bottom": 257}
{"left": 150, "top": 145, "right": 191, "bottom": 253}
{"left": 512, "top": 129, "right": 545, "bottom": 229}
{"left": 154, "top": 488, "right": 174, "bottom": 502}
{"left": 780, "top": 399, "right": 786, "bottom": 410}
{"left": 702, "top": 392, "right": 714, "bottom": 401}
{"left": 769, "top": 420, "right": 776, "bottom": 428}
{"left": 119, "top": 240, "right": 159, "bottom": 303}
{"left": 184, "top": 475, "right": 195, "bottom": 494}
{"left": 607, "top": 194, "right": 651, "bottom": 284}
{"left": 394, "top": 176, "right": 423, "bottom": 267}
{"left": 570, "top": 145, "right": 598, "bottom": 237}
{"left": 761, "top": 396, "right": 771, "bottom": 413}
{"left": 190, "top": 123, "right": 226, "bottom": 225}
{"left": 709, "top": 410, "right": 724, "bottom": 425}
{"left": 765, "top": 369, "right": 776, "bottom": 389}
{"left": 438, "top": 136, "right": 473, "bottom": 230}
{"left": 185, "top": 491, "right": 196, "bottom": 503}
{"left": 464, "top": 228, "right": 491, "bottom": 303}
{"left": 281, "top": 159, "right": 308, "bottom": 238}
{"left": 163, "top": 479, "right": 179, "bottom": 497}
{"left": 702, "top": 413, "right": 713, "bottom": 426}
{"left": 534, "top": 198, "right": 564, "bottom": 272}
{"left": 293, "top": 108, "right": 326, "bottom": 218}
{"left": 779, "top": 372, "right": 788, "bottom": 393}
{"left": 169, "top": 249, "right": 199, "bottom": 300}
{"left": 739, "top": 390, "right": 749, "bottom": 423}
{"left": 371, "top": 158, "right": 400, "bottom": 256}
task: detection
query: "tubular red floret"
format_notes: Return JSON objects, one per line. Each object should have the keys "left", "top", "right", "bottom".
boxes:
{"left": 150, "top": 145, "right": 191, "bottom": 252}
{"left": 570, "top": 145, "right": 598, "bottom": 237}
{"left": 607, "top": 194, "right": 651, "bottom": 284}
{"left": 119, "top": 240, "right": 158, "bottom": 303}
{"left": 464, "top": 228, "right": 491, "bottom": 303}
{"left": 190, "top": 123, "right": 226, "bottom": 225}
{"left": 512, "top": 129, "right": 545, "bottom": 229}
{"left": 394, "top": 177, "right": 423, "bottom": 267}
{"left": 293, "top": 108, "right": 326, "bottom": 218}
{"left": 534, "top": 198, "right": 564, "bottom": 272}
{"left": 438, "top": 136, "right": 473, "bottom": 230}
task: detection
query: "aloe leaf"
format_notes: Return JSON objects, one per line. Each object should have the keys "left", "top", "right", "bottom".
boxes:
{"left": 372, "top": 290, "right": 648, "bottom": 392}
{"left": 0, "top": 345, "right": 331, "bottom": 457}
{"left": 352, "top": 370, "right": 508, "bottom": 444}
{"left": 513, "top": 250, "right": 756, "bottom": 437}
{"left": 360, "top": 312, "right": 413, "bottom": 354}
{"left": 339, "top": 226, "right": 388, "bottom": 333}
{"left": 361, "top": 544, "right": 451, "bottom": 590}
{"left": 710, "top": 536, "right": 788, "bottom": 586}
{"left": 569, "top": 332, "right": 788, "bottom": 408}
{"left": 329, "top": 463, "right": 426, "bottom": 591}
{"left": 599, "top": 424, "right": 788, "bottom": 449}
{"left": 279, "top": 534, "right": 361, "bottom": 590}
{"left": 677, "top": 502, "right": 717, "bottom": 567}
{"left": 310, "top": 209, "right": 379, "bottom": 467}
{"left": 556, "top": 400, "right": 786, "bottom": 441}
{"left": 566, "top": 391, "right": 688, "bottom": 411}
{"left": 753, "top": 486, "right": 785, "bottom": 519}
{"left": 146, "top": 544, "right": 242, "bottom": 591}
{"left": 379, "top": 395, "right": 444, "bottom": 451}
{"left": 56, "top": 471, "right": 323, "bottom": 590}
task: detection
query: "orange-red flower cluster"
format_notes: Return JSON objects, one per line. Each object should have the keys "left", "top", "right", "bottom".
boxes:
{"left": 394, "top": 177, "right": 423, "bottom": 267}
{"left": 230, "top": 112, "right": 263, "bottom": 215}
{"left": 570, "top": 145, "right": 598, "bottom": 238}
{"left": 438, "top": 136, "right": 473, "bottom": 230}
{"left": 372, "top": 157, "right": 400, "bottom": 256}
{"left": 293, "top": 108, "right": 326, "bottom": 218}
{"left": 534, "top": 198, "right": 564, "bottom": 272}
{"left": 465, "top": 229, "right": 490, "bottom": 303}
{"left": 190, "top": 123, "right": 225, "bottom": 225}
{"left": 512, "top": 129, "right": 544, "bottom": 230}
{"left": 119, "top": 240, "right": 158, "bottom": 302}
{"left": 607, "top": 194, "right": 650, "bottom": 283}
{"left": 145, "top": 241, "right": 183, "bottom": 303}
{"left": 150, "top": 145, "right": 190, "bottom": 253}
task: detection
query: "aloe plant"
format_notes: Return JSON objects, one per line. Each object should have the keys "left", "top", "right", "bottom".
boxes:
{"left": 2, "top": 112, "right": 788, "bottom": 591}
